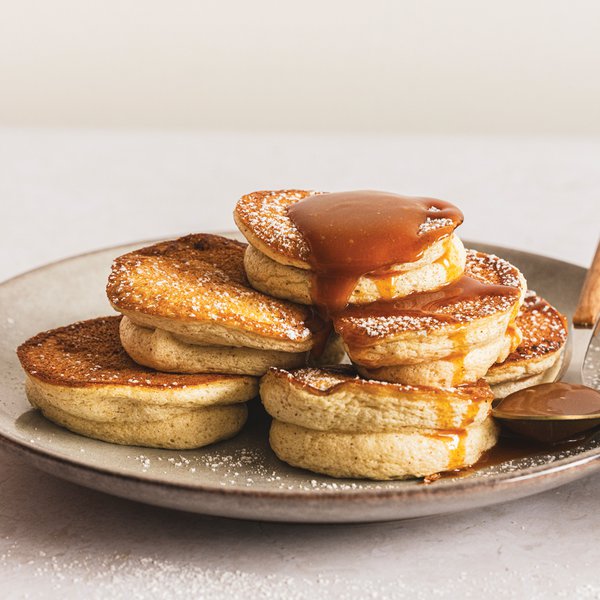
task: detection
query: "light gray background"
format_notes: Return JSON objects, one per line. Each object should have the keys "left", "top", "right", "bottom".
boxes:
{"left": 1, "top": 130, "right": 599, "bottom": 598}
{"left": 2, "top": 1, "right": 600, "bottom": 135}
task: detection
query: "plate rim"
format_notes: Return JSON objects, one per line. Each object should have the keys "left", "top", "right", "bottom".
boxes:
{"left": 1, "top": 236, "right": 598, "bottom": 506}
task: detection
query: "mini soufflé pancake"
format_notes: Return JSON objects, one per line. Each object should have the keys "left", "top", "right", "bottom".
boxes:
{"left": 269, "top": 418, "right": 499, "bottom": 480}
{"left": 337, "top": 251, "right": 527, "bottom": 387}
{"left": 17, "top": 317, "right": 256, "bottom": 449}
{"left": 262, "top": 366, "right": 498, "bottom": 480}
{"left": 485, "top": 292, "right": 568, "bottom": 398}
{"left": 107, "top": 234, "right": 339, "bottom": 375}
{"left": 261, "top": 366, "right": 494, "bottom": 432}
{"left": 234, "top": 190, "right": 467, "bottom": 307}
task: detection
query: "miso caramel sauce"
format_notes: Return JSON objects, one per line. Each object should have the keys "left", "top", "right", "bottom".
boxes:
{"left": 494, "top": 382, "right": 600, "bottom": 419}
{"left": 336, "top": 274, "right": 522, "bottom": 347}
{"left": 424, "top": 433, "right": 593, "bottom": 484}
{"left": 287, "top": 190, "right": 464, "bottom": 316}
{"left": 424, "top": 384, "right": 600, "bottom": 483}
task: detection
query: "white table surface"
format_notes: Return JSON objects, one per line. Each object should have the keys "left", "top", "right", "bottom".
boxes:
{"left": 1, "top": 129, "right": 599, "bottom": 599}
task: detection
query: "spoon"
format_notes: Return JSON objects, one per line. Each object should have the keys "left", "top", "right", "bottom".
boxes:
{"left": 492, "top": 381, "right": 600, "bottom": 443}
{"left": 492, "top": 240, "right": 600, "bottom": 443}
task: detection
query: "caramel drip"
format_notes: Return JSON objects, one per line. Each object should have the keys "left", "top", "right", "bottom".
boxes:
{"left": 373, "top": 276, "right": 396, "bottom": 301}
{"left": 505, "top": 301, "right": 523, "bottom": 353}
{"left": 336, "top": 274, "right": 521, "bottom": 348}
{"left": 447, "top": 326, "right": 469, "bottom": 387}
{"left": 433, "top": 394, "right": 482, "bottom": 428}
{"left": 287, "top": 191, "right": 463, "bottom": 316}
{"left": 424, "top": 432, "right": 593, "bottom": 483}
{"left": 433, "top": 237, "right": 463, "bottom": 283}
{"left": 462, "top": 397, "right": 483, "bottom": 427}
{"left": 368, "top": 237, "right": 461, "bottom": 303}
{"left": 425, "top": 429, "right": 468, "bottom": 470}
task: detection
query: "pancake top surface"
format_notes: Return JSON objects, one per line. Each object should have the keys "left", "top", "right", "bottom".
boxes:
{"left": 334, "top": 250, "right": 525, "bottom": 340}
{"left": 267, "top": 366, "right": 493, "bottom": 401}
{"left": 502, "top": 292, "right": 568, "bottom": 365}
{"left": 107, "top": 234, "right": 314, "bottom": 343}
{"left": 17, "top": 317, "right": 249, "bottom": 389}
{"left": 234, "top": 189, "right": 318, "bottom": 263}
{"left": 234, "top": 189, "right": 462, "bottom": 267}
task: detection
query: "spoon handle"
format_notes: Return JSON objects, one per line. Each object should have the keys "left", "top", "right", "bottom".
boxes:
{"left": 574, "top": 239, "right": 600, "bottom": 328}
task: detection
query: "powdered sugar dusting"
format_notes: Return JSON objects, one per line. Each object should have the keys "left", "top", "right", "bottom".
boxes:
{"left": 335, "top": 250, "right": 526, "bottom": 339}
{"left": 107, "top": 234, "right": 312, "bottom": 343}
{"left": 501, "top": 291, "right": 568, "bottom": 364}
{"left": 268, "top": 366, "right": 492, "bottom": 401}
{"left": 235, "top": 190, "right": 319, "bottom": 261}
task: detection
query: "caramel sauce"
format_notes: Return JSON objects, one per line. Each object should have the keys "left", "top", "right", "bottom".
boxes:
{"left": 373, "top": 276, "right": 396, "bottom": 302}
{"left": 496, "top": 382, "right": 600, "bottom": 419}
{"left": 505, "top": 302, "right": 523, "bottom": 352}
{"left": 425, "top": 431, "right": 595, "bottom": 483}
{"left": 425, "top": 385, "right": 600, "bottom": 483}
{"left": 424, "top": 429, "right": 468, "bottom": 470}
{"left": 287, "top": 191, "right": 463, "bottom": 315}
{"left": 335, "top": 274, "right": 521, "bottom": 348}
{"left": 433, "top": 237, "right": 463, "bottom": 283}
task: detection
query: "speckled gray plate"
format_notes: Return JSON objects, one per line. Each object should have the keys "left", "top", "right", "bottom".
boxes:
{"left": 0, "top": 235, "right": 598, "bottom": 523}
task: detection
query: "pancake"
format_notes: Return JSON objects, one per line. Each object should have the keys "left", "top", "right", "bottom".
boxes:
{"left": 17, "top": 317, "right": 255, "bottom": 449}
{"left": 107, "top": 234, "right": 325, "bottom": 354}
{"left": 244, "top": 234, "right": 467, "bottom": 305}
{"left": 269, "top": 418, "right": 499, "bottom": 480}
{"left": 335, "top": 250, "right": 527, "bottom": 387}
{"left": 234, "top": 190, "right": 466, "bottom": 305}
{"left": 485, "top": 292, "right": 568, "bottom": 398}
{"left": 261, "top": 366, "right": 493, "bottom": 431}
{"left": 485, "top": 292, "right": 568, "bottom": 386}
{"left": 489, "top": 351, "right": 564, "bottom": 399}
{"left": 120, "top": 316, "right": 344, "bottom": 376}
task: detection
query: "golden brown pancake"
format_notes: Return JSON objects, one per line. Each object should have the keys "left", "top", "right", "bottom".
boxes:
{"left": 17, "top": 317, "right": 255, "bottom": 448}
{"left": 262, "top": 367, "right": 498, "bottom": 480}
{"left": 269, "top": 418, "right": 499, "bottom": 480}
{"left": 235, "top": 190, "right": 467, "bottom": 308}
{"left": 261, "top": 366, "right": 494, "bottom": 431}
{"left": 485, "top": 292, "right": 568, "bottom": 392}
{"left": 234, "top": 189, "right": 321, "bottom": 268}
{"left": 107, "top": 234, "right": 327, "bottom": 354}
{"left": 338, "top": 251, "right": 526, "bottom": 387}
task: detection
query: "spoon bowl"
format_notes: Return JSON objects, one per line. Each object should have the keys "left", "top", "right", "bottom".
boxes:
{"left": 492, "top": 382, "right": 600, "bottom": 443}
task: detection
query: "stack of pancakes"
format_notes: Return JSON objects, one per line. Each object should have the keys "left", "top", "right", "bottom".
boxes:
{"left": 235, "top": 190, "right": 568, "bottom": 479}
{"left": 17, "top": 188, "right": 567, "bottom": 476}
{"left": 18, "top": 233, "right": 341, "bottom": 450}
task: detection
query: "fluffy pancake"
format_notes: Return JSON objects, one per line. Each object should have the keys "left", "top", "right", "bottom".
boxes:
{"left": 120, "top": 316, "right": 343, "bottom": 376}
{"left": 269, "top": 418, "right": 499, "bottom": 480}
{"left": 107, "top": 234, "right": 324, "bottom": 354}
{"left": 17, "top": 317, "right": 255, "bottom": 449}
{"left": 233, "top": 189, "right": 323, "bottom": 268}
{"left": 485, "top": 292, "right": 568, "bottom": 398}
{"left": 235, "top": 190, "right": 466, "bottom": 304}
{"left": 485, "top": 292, "right": 568, "bottom": 386}
{"left": 335, "top": 250, "right": 526, "bottom": 387}
{"left": 261, "top": 366, "right": 494, "bottom": 431}
{"left": 356, "top": 332, "right": 514, "bottom": 388}
{"left": 244, "top": 234, "right": 467, "bottom": 305}
{"left": 489, "top": 352, "right": 564, "bottom": 399}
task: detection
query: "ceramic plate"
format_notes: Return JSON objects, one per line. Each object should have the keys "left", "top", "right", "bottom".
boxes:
{"left": 0, "top": 235, "right": 598, "bottom": 523}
